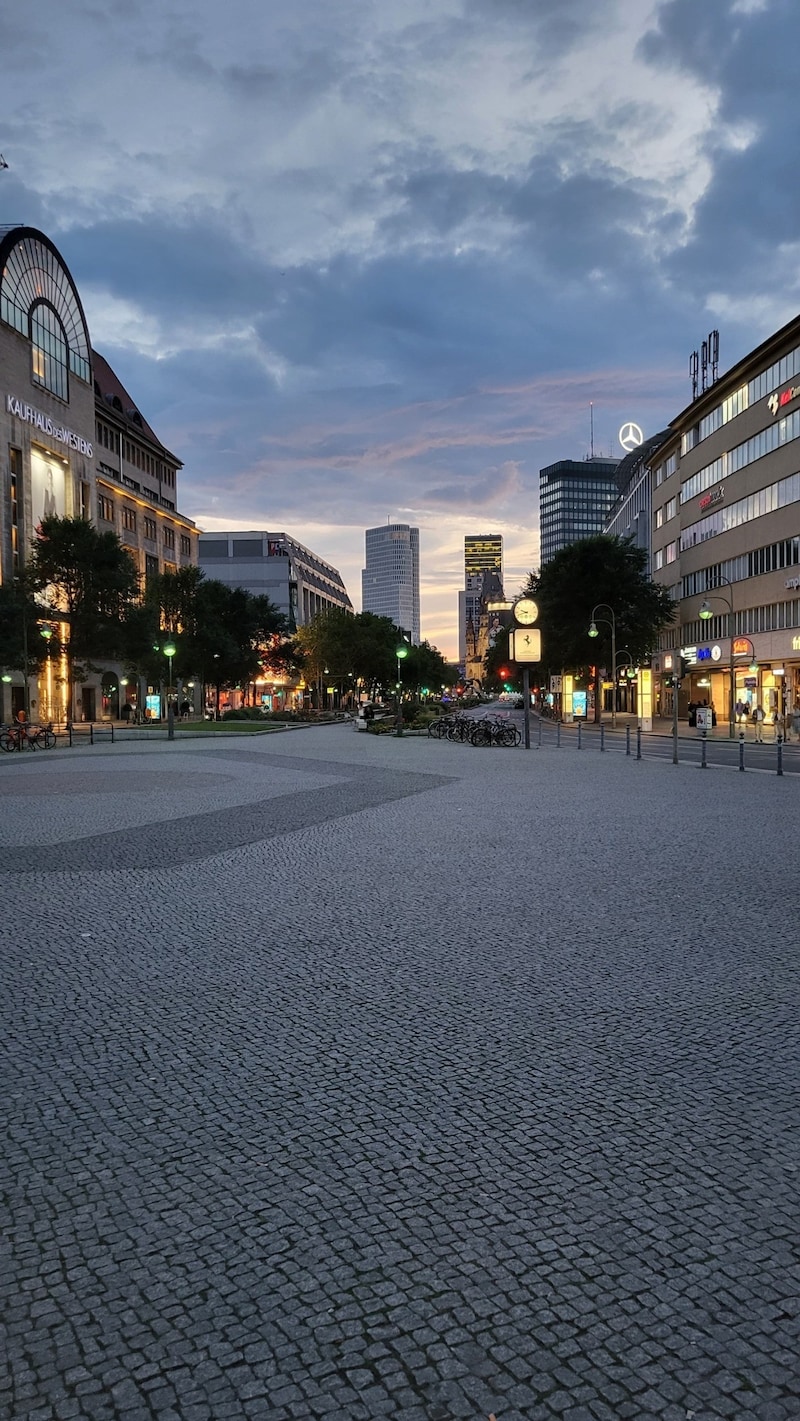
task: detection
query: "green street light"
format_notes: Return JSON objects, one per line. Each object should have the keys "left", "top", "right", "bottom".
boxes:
{"left": 587, "top": 604, "right": 617, "bottom": 729}
{"left": 395, "top": 643, "right": 409, "bottom": 736}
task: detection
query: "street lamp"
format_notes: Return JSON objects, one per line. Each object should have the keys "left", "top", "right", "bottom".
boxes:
{"left": 163, "top": 640, "right": 176, "bottom": 696}
{"left": 588, "top": 604, "right": 617, "bottom": 728}
{"left": 395, "top": 643, "right": 409, "bottom": 736}
{"left": 698, "top": 577, "right": 736, "bottom": 738}
{"left": 40, "top": 624, "right": 54, "bottom": 723}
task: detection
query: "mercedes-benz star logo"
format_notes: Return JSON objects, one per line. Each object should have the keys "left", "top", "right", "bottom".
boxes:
{"left": 619, "top": 421, "right": 644, "bottom": 452}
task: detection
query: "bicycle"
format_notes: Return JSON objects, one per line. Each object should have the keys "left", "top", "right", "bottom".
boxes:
{"left": 470, "top": 716, "right": 521, "bottom": 748}
{"left": 0, "top": 722, "right": 57, "bottom": 752}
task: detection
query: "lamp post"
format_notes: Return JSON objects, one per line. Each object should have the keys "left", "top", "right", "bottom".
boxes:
{"left": 40, "top": 624, "right": 54, "bottom": 723}
{"left": 395, "top": 644, "right": 409, "bottom": 736}
{"left": 699, "top": 577, "right": 736, "bottom": 738}
{"left": 588, "top": 604, "right": 617, "bottom": 728}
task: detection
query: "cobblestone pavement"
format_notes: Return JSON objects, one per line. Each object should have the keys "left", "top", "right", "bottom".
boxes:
{"left": 1, "top": 728, "right": 798, "bottom": 1421}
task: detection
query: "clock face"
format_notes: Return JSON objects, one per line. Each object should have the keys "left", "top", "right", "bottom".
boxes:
{"left": 514, "top": 598, "right": 539, "bottom": 626}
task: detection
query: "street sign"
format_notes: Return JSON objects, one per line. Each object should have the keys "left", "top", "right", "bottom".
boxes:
{"left": 550, "top": 675, "right": 562, "bottom": 693}
{"left": 509, "top": 629, "right": 541, "bottom": 662}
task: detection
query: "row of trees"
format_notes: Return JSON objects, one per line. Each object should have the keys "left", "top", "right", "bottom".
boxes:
{"left": 294, "top": 607, "right": 457, "bottom": 703}
{"left": 1, "top": 516, "right": 456, "bottom": 715}
{"left": 484, "top": 536, "right": 675, "bottom": 702}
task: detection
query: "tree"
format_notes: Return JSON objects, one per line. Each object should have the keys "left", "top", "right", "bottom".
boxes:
{"left": 26, "top": 516, "right": 139, "bottom": 719}
{"left": 0, "top": 579, "right": 44, "bottom": 678}
{"left": 525, "top": 535, "right": 674, "bottom": 716}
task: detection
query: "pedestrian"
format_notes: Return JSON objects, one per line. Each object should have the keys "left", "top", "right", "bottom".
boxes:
{"left": 792, "top": 705, "right": 800, "bottom": 742}
{"left": 752, "top": 704, "right": 765, "bottom": 742}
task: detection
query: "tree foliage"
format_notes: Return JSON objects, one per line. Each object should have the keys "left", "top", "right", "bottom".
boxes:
{"left": 294, "top": 609, "right": 455, "bottom": 704}
{"left": 524, "top": 536, "right": 674, "bottom": 677}
{"left": 26, "top": 516, "right": 140, "bottom": 712}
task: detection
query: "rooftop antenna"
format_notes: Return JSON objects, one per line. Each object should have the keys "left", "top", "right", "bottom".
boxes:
{"left": 589, "top": 402, "right": 594, "bottom": 460}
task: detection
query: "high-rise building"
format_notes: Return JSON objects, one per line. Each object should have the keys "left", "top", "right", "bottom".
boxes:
{"left": 362, "top": 523, "right": 420, "bottom": 643}
{"left": 538, "top": 458, "right": 619, "bottom": 566}
{"left": 460, "top": 534, "right": 504, "bottom": 663}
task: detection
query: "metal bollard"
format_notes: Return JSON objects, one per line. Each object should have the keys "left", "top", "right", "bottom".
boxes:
{"left": 577, "top": 722, "right": 582, "bottom": 750}
{"left": 600, "top": 725, "right": 605, "bottom": 752}
{"left": 537, "top": 716, "right": 542, "bottom": 748}
{"left": 626, "top": 725, "right": 631, "bottom": 756}
{"left": 700, "top": 732, "right": 707, "bottom": 769}
{"left": 556, "top": 722, "right": 561, "bottom": 749}
{"left": 636, "top": 726, "right": 642, "bottom": 760}
{"left": 777, "top": 736, "right": 783, "bottom": 776}
{"left": 739, "top": 731, "right": 745, "bottom": 772}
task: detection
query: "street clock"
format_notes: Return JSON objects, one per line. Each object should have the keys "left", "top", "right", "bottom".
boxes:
{"left": 513, "top": 597, "right": 539, "bottom": 626}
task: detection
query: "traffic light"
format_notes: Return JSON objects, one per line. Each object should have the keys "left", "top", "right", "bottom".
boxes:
{"left": 678, "top": 656, "right": 690, "bottom": 681}
{"left": 663, "top": 673, "right": 674, "bottom": 689}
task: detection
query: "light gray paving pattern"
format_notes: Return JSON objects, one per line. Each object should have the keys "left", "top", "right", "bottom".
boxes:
{"left": 1, "top": 727, "right": 798, "bottom": 1421}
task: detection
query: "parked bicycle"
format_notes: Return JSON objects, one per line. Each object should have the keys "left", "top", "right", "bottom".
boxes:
{"left": 470, "top": 716, "right": 521, "bottom": 748}
{"left": 0, "top": 721, "right": 57, "bottom": 752}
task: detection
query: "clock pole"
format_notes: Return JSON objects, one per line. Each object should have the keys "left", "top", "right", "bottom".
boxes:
{"left": 512, "top": 598, "right": 540, "bottom": 751}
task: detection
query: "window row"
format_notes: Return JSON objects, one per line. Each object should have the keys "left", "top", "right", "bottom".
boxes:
{"left": 682, "top": 538, "right": 800, "bottom": 598}
{"left": 654, "top": 497, "right": 677, "bottom": 528}
{"left": 653, "top": 542, "right": 677, "bottom": 570}
{"left": 680, "top": 468, "right": 800, "bottom": 549}
{"left": 681, "top": 344, "right": 800, "bottom": 455}
{"left": 680, "top": 407, "right": 800, "bottom": 503}
{"left": 682, "top": 597, "right": 800, "bottom": 647}
{"left": 96, "top": 495, "right": 190, "bottom": 553}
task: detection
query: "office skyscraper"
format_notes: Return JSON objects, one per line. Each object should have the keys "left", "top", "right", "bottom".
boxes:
{"left": 538, "top": 458, "right": 619, "bottom": 566}
{"left": 459, "top": 534, "right": 503, "bottom": 664}
{"left": 362, "top": 523, "right": 420, "bottom": 643}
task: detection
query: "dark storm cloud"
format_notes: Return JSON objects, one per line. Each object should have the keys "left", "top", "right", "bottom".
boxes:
{"left": 69, "top": 216, "right": 280, "bottom": 321}
{"left": 640, "top": 0, "right": 800, "bottom": 297}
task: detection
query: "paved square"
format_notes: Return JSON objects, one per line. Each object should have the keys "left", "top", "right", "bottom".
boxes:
{"left": 1, "top": 727, "right": 797, "bottom": 1421}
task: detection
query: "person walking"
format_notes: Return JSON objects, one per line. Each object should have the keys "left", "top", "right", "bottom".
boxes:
{"left": 752, "top": 704, "right": 765, "bottom": 742}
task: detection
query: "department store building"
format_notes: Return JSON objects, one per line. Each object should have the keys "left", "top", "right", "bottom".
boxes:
{"left": 0, "top": 225, "right": 198, "bottom": 723}
{"left": 652, "top": 313, "right": 800, "bottom": 726}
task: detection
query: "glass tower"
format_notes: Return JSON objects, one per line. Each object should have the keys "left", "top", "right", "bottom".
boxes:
{"left": 362, "top": 524, "right": 420, "bottom": 643}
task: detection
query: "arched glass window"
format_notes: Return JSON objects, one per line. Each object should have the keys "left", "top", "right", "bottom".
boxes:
{"left": 0, "top": 228, "right": 92, "bottom": 388}
{"left": 30, "top": 301, "right": 69, "bottom": 400}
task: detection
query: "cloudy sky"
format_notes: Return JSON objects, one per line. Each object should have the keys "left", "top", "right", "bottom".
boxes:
{"left": 2, "top": 0, "right": 798, "bottom": 656}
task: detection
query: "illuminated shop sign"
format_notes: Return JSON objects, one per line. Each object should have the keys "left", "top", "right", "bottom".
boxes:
{"left": 786, "top": 576, "right": 800, "bottom": 590}
{"left": 5, "top": 394, "right": 93, "bottom": 457}
{"left": 699, "top": 486, "right": 724, "bottom": 511}
{"left": 767, "top": 384, "right": 800, "bottom": 416}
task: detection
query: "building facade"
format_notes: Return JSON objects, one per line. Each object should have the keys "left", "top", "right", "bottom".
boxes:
{"left": 361, "top": 523, "right": 420, "bottom": 643}
{"left": 652, "top": 312, "right": 800, "bottom": 728}
{"left": 538, "top": 457, "right": 619, "bottom": 566}
{"left": 603, "top": 431, "right": 671, "bottom": 557}
{"left": 198, "top": 530, "right": 352, "bottom": 629}
{"left": 0, "top": 225, "right": 198, "bottom": 723}
{"left": 460, "top": 533, "right": 503, "bottom": 663}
